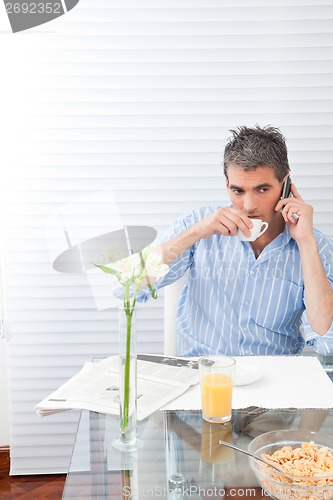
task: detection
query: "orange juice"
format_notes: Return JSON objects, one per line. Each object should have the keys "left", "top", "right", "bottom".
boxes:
{"left": 200, "top": 372, "right": 233, "bottom": 422}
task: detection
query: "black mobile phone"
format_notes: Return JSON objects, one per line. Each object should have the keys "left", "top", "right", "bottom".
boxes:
{"left": 281, "top": 176, "right": 292, "bottom": 199}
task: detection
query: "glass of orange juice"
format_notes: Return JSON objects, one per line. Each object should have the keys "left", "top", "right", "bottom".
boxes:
{"left": 199, "top": 356, "right": 236, "bottom": 423}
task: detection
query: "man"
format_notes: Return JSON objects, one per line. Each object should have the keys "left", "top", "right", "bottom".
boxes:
{"left": 144, "top": 125, "right": 333, "bottom": 356}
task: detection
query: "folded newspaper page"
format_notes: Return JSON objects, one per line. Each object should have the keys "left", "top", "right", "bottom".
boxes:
{"left": 35, "top": 355, "right": 199, "bottom": 421}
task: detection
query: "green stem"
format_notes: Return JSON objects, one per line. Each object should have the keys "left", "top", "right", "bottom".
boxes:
{"left": 139, "top": 250, "right": 157, "bottom": 299}
{"left": 121, "top": 284, "right": 135, "bottom": 433}
{"left": 121, "top": 307, "right": 132, "bottom": 432}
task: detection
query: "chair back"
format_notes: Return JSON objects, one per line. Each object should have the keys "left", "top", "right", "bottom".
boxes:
{"left": 163, "top": 275, "right": 188, "bottom": 355}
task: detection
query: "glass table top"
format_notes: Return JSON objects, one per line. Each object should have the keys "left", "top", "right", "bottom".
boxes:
{"left": 62, "top": 407, "right": 333, "bottom": 499}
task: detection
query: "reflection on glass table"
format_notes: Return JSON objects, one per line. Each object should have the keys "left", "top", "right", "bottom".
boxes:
{"left": 62, "top": 407, "right": 333, "bottom": 499}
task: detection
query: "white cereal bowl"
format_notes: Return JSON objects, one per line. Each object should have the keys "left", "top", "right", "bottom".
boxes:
{"left": 248, "top": 429, "right": 333, "bottom": 500}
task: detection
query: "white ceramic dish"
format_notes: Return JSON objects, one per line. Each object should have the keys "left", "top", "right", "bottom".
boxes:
{"left": 234, "top": 365, "right": 261, "bottom": 386}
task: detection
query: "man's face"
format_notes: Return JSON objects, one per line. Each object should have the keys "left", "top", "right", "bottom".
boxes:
{"left": 226, "top": 165, "right": 287, "bottom": 227}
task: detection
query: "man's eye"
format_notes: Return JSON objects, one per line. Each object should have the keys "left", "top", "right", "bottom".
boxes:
{"left": 259, "top": 188, "right": 269, "bottom": 193}
{"left": 232, "top": 189, "right": 243, "bottom": 195}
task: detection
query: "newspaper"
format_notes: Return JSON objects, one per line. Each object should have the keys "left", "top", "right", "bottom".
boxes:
{"left": 35, "top": 355, "right": 199, "bottom": 421}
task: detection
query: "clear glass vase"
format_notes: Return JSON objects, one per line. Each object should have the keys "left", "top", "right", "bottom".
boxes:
{"left": 112, "top": 306, "right": 143, "bottom": 452}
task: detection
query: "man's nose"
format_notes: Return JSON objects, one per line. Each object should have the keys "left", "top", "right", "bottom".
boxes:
{"left": 243, "top": 195, "right": 258, "bottom": 214}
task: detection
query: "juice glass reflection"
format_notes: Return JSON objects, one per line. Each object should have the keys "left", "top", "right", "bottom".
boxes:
{"left": 199, "top": 421, "right": 235, "bottom": 484}
{"left": 200, "top": 420, "right": 234, "bottom": 464}
{"left": 199, "top": 356, "right": 236, "bottom": 423}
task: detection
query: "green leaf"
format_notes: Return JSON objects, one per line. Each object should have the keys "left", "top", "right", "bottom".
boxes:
{"left": 93, "top": 263, "right": 119, "bottom": 277}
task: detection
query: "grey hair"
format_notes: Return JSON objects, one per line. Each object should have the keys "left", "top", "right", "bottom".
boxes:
{"left": 223, "top": 125, "right": 290, "bottom": 182}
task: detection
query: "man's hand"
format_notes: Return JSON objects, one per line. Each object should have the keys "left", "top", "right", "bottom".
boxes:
{"left": 193, "top": 207, "right": 253, "bottom": 239}
{"left": 275, "top": 183, "right": 314, "bottom": 242}
{"left": 159, "top": 207, "right": 253, "bottom": 266}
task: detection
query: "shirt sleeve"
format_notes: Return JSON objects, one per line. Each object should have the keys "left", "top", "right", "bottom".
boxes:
{"left": 302, "top": 233, "right": 333, "bottom": 355}
{"left": 136, "top": 208, "right": 202, "bottom": 302}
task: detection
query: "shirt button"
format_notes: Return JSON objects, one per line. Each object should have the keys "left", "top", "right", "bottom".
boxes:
{"left": 250, "top": 270, "right": 255, "bottom": 276}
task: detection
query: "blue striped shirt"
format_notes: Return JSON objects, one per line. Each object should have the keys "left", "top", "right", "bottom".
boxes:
{"left": 144, "top": 206, "right": 333, "bottom": 356}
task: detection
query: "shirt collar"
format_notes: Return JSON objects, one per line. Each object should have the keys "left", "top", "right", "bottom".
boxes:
{"left": 252, "top": 223, "right": 293, "bottom": 265}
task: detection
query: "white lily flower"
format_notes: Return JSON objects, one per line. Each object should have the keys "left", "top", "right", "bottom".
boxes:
{"left": 141, "top": 248, "right": 169, "bottom": 278}
{"left": 96, "top": 244, "right": 169, "bottom": 294}
{"left": 111, "top": 252, "right": 141, "bottom": 283}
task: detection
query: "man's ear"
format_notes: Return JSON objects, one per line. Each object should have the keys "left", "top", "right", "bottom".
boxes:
{"left": 225, "top": 178, "right": 229, "bottom": 189}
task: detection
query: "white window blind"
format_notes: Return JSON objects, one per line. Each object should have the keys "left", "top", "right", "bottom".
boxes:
{"left": 1, "top": 0, "right": 332, "bottom": 474}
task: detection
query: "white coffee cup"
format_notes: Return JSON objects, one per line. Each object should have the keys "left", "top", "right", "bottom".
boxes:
{"left": 237, "top": 219, "right": 269, "bottom": 241}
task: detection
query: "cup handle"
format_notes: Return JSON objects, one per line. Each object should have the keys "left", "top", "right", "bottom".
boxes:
{"left": 258, "top": 222, "right": 269, "bottom": 237}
